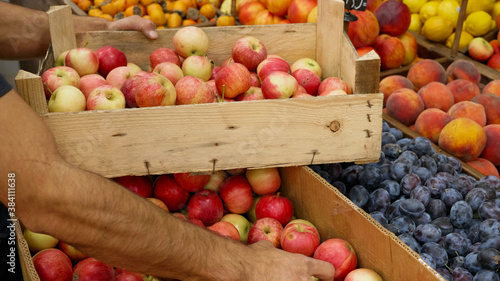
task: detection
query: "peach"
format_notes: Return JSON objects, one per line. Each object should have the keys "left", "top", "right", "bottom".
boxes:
{"left": 407, "top": 59, "right": 447, "bottom": 91}
{"left": 487, "top": 52, "right": 500, "bottom": 71}
{"left": 356, "top": 46, "right": 375, "bottom": 58}
{"left": 445, "top": 60, "right": 481, "bottom": 84}
{"left": 446, "top": 79, "right": 481, "bottom": 103}
{"left": 366, "top": 0, "right": 383, "bottom": 12}
{"left": 438, "top": 117, "right": 487, "bottom": 162}
{"left": 447, "top": 101, "right": 487, "bottom": 127}
{"left": 398, "top": 31, "right": 418, "bottom": 66}
{"left": 480, "top": 124, "right": 500, "bottom": 166}
{"left": 238, "top": 2, "right": 266, "bottom": 25}
{"left": 374, "top": 0, "right": 411, "bottom": 37}
{"left": 373, "top": 34, "right": 405, "bottom": 70}
{"left": 482, "top": 80, "right": 500, "bottom": 98}
{"left": 254, "top": 10, "right": 274, "bottom": 25}
{"left": 481, "top": 124, "right": 500, "bottom": 166}
{"left": 385, "top": 88, "right": 425, "bottom": 126}
{"left": 417, "top": 81, "right": 455, "bottom": 112}
{"left": 347, "top": 10, "right": 380, "bottom": 48}
{"left": 472, "top": 93, "right": 500, "bottom": 125}
{"left": 379, "top": 75, "right": 414, "bottom": 106}
{"left": 490, "top": 40, "right": 500, "bottom": 54}
{"left": 415, "top": 108, "right": 453, "bottom": 144}
{"left": 287, "top": 0, "right": 317, "bottom": 23}
{"left": 466, "top": 158, "right": 500, "bottom": 178}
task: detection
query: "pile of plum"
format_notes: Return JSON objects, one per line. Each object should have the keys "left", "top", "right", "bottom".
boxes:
{"left": 310, "top": 121, "right": 500, "bottom": 281}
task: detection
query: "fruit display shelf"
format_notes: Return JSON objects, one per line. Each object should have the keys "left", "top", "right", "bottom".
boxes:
{"left": 15, "top": 165, "right": 447, "bottom": 281}
{"left": 15, "top": 0, "right": 383, "bottom": 178}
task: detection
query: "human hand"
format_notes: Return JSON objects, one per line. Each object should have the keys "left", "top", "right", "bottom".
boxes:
{"left": 106, "top": 15, "right": 158, "bottom": 40}
{"left": 246, "top": 241, "right": 335, "bottom": 281}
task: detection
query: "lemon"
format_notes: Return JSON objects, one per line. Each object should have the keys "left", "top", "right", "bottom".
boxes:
{"left": 408, "top": 13, "right": 423, "bottom": 34}
{"left": 466, "top": 0, "right": 495, "bottom": 15}
{"left": 445, "top": 31, "right": 474, "bottom": 50}
{"left": 421, "top": 16, "right": 454, "bottom": 42}
{"left": 403, "top": 0, "right": 428, "bottom": 13}
{"left": 464, "top": 11, "right": 493, "bottom": 37}
{"left": 491, "top": 1, "right": 500, "bottom": 21}
{"left": 438, "top": 0, "right": 460, "bottom": 27}
{"left": 419, "top": 1, "right": 439, "bottom": 23}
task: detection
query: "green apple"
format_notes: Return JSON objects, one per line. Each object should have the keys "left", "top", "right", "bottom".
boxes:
{"left": 204, "top": 171, "right": 228, "bottom": 193}
{"left": 246, "top": 196, "right": 262, "bottom": 223}
{"left": 23, "top": 229, "right": 59, "bottom": 253}
{"left": 220, "top": 214, "right": 252, "bottom": 243}
{"left": 48, "top": 85, "right": 86, "bottom": 112}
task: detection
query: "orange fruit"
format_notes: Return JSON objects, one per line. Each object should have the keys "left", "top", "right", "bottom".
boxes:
{"left": 88, "top": 8, "right": 104, "bottom": 17}
{"left": 216, "top": 15, "right": 236, "bottom": 26}
{"left": 143, "top": 15, "right": 151, "bottom": 20}
{"left": 147, "top": 3, "right": 167, "bottom": 26}
{"left": 100, "top": 1, "right": 118, "bottom": 16}
{"left": 113, "top": 0, "right": 127, "bottom": 12}
{"left": 140, "top": 0, "right": 157, "bottom": 6}
{"left": 156, "top": 25, "right": 166, "bottom": 29}
{"left": 124, "top": 5, "right": 145, "bottom": 16}
{"left": 125, "top": 0, "right": 140, "bottom": 7}
{"left": 77, "top": 0, "right": 92, "bottom": 12}
{"left": 167, "top": 12, "right": 182, "bottom": 28}
{"left": 100, "top": 13, "right": 115, "bottom": 21}
{"left": 172, "top": 1, "right": 188, "bottom": 17}
{"left": 183, "top": 19, "right": 197, "bottom": 25}
{"left": 94, "top": 0, "right": 107, "bottom": 6}
{"left": 199, "top": 3, "right": 216, "bottom": 19}
{"left": 164, "top": 1, "right": 175, "bottom": 12}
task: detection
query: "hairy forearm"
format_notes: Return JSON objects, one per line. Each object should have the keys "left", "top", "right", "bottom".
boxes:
{"left": 0, "top": 2, "right": 110, "bottom": 60}
{"left": 0, "top": 92, "right": 252, "bottom": 280}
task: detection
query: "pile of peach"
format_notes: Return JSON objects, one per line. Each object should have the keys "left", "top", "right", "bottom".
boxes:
{"left": 381, "top": 59, "right": 500, "bottom": 177}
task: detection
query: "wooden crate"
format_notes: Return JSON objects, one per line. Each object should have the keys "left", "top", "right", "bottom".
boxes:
{"left": 15, "top": 0, "right": 383, "bottom": 179}
{"left": 15, "top": 165, "right": 446, "bottom": 281}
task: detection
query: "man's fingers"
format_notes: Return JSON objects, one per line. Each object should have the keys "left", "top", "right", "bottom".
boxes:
{"left": 107, "top": 15, "right": 158, "bottom": 40}
{"left": 308, "top": 259, "right": 335, "bottom": 281}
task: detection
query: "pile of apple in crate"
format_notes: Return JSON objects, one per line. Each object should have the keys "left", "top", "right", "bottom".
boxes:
{"left": 27, "top": 25, "right": 380, "bottom": 281}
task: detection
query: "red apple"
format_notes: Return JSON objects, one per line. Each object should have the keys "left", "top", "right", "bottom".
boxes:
{"left": 95, "top": 46, "right": 127, "bottom": 78}
{"left": 232, "top": 36, "right": 268, "bottom": 71}
{"left": 171, "top": 212, "right": 188, "bottom": 220}
{"left": 181, "top": 55, "right": 213, "bottom": 81}
{"left": 288, "top": 0, "right": 317, "bottom": 23}
{"left": 146, "top": 197, "right": 170, "bottom": 212}
{"left": 247, "top": 217, "right": 284, "bottom": 248}
{"left": 238, "top": 1, "right": 266, "bottom": 25}
{"left": 255, "top": 193, "right": 294, "bottom": 226}
{"left": 253, "top": 10, "right": 274, "bottom": 25}
{"left": 58, "top": 241, "right": 88, "bottom": 263}
{"left": 32, "top": 248, "right": 72, "bottom": 281}
{"left": 153, "top": 174, "right": 191, "bottom": 211}
{"left": 491, "top": 39, "right": 500, "bottom": 54}
{"left": 227, "top": 168, "right": 247, "bottom": 175}
{"left": 174, "top": 172, "right": 211, "bottom": 192}
{"left": 41, "top": 66, "right": 81, "bottom": 98}
{"left": 313, "top": 238, "right": 358, "bottom": 281}
{"left": 219, "top": 175, "right": 254, "bottom": 214}
{"left": 318, "top": 77, "right": 352, "bottom": 95}
{"left": 250, "top": 72, "right": 261, "bottom": 87}
{"left": 256, "top": 57, "right": 291, "bottom": 82}
{"left": 203, "top": 170, "right": 228, "bottom": 193}
{"left": 215, "top": 62, "right": 252, "bottom": 98}
{"left": 291, "top": 85, "right": 313, "bottom": 98}
{"left": 126, "top": 63, "right": 142, "bottom": 76}
{"left": 291, "top": 68, "right": 321, "bottom": 96}
{"left": 175, "top": 75, "right": 214, "bottom": 105}
{"left": 116, "top": 271, "right": 145, "bottom": 281}
{"left": 65, "top": 48, "right": 99, "bottom": 76}
{"left": 280, "top": 222, "right": 320, "bottom": 257}
{"left": 79, "top": 74, "right": 107, "bottom": 99}
{"left": 189, "top": 217, "right": 206, "bottom": 228}
{"left": 246, "top": 167, "right": 281, "bottom": 195}
{"left": 290, "top": 57, "right": 322, "bottom": 78}
{"left": 152, "top": 62, "right": 183, "bottom": 87}
{"left": 86, "top": 85, "right": 126, "bottom": 110}
{"left": 261, "top": 71, "right": 299, "bottom": 99}
{"left": 133, "top": 72, "right": 177, "bottom": 107}
{"left": 47, "top": 85, "right": 86, "bottom": 113}
{"left": 149, "top": 48, "right": 181, "bottom": 69}
{"left": 344, "top": 268, "right": 383, "bottom": 281}
{"left": 318, "top": 89, "right": 348, "bottom": 96}
{"left": 468, "top": 37, "right": 494, "bottom": 62}
{"left": 235, "top": 86, "right": 265, "bottom": 101}
{"left": 114, "top": 175, "right": 153, "bottom": 198}
{"left": 246, "top": 195, "right": 262, "bottom": 222}
{"left": 73, "top": 258, "right": 115, "bottom": 281}
{"left": 120, "top": 73, "right": 146, "bottom": 108}
{"left": 186, "top": 189, "right": 224, "bottom": 226}
{"left": 211, "top": 66, "right": 223, "bottom": 80}
{"left": 286, "top": 219, "right": 318, "bottom": 232}
{"left": 106, "top": 66, "right": 133, "bottom": 89}
{"left": 207, "top": 221, "right": 241, "bottom": 241}
{"left": 173, "top": 26, "right": 209, "bottom": 59}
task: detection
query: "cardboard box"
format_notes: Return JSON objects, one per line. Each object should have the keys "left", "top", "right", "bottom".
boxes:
{"left": 16, "top": 0, "right": 383, "bottom": 178}
{"left": 16, "top": 166, "right": 446, "bottom": 281}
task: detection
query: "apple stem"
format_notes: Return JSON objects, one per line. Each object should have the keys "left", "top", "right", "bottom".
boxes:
{"left": 226, "top": 58, "right": 232, "bottom": 66}
{"left": 43, "top": 83, "right": 53, "bottom": 97}
{"left": 84, "top": 41, "right": 89, "bottom": 48}
{"left": 276, "top": 192, "right": 280, "bottom": 198}
{"left": 221, "top": 84, "right": 226, "bottom": 102}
